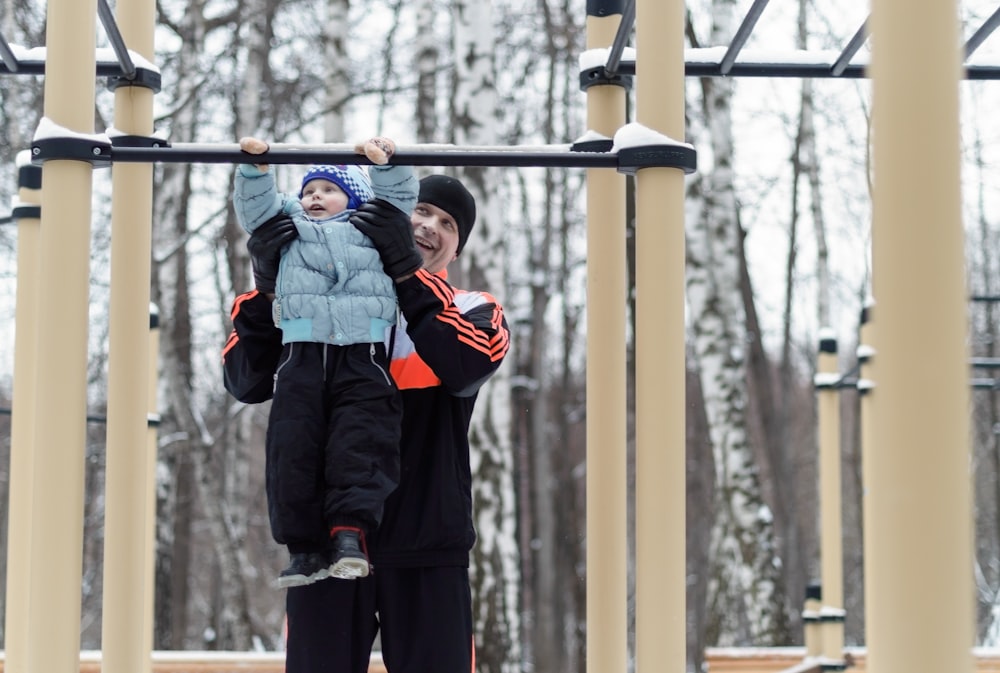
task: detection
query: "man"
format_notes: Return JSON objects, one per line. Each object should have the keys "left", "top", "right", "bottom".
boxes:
{"left": 222, "top": 174, "right": 510, "bottom": 673}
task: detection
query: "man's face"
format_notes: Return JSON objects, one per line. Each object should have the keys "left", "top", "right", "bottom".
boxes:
{"left": 411, "top": 202, "right": 460, "bottom": 274}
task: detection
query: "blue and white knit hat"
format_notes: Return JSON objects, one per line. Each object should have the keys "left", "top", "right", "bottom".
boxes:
{"left": 299, "top": 164, "right": 373, "bottom": 210}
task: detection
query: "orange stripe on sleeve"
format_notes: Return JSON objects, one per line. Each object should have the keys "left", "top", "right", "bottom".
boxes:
{"left": 221, "top": 330, "right": 240, "bottom": 360}
{"left": 229, "top": 289, "right": 260, "bottom": 321}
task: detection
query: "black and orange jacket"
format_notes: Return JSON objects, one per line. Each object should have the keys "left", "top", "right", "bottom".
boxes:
{"left": 223, "top": 267, "right": 510, "bottom": 567}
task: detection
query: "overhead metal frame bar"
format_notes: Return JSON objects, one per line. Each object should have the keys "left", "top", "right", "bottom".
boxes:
{"left": 831, "top": 17, "right": 869, "bottom": 77}
{"left": 719, "top": 0, "right": 771, "bottom": 76}
{"left": 97, "top": 0, "right": 136, "bottom": 79}
{"left": 0, "top": 29, "right": 19, "bottom": 73}
{"left": 604, "top": 0, "right": 636, "bottom": 77}
{"left": 599, "top": 2, "right": 1000, "bottom": 80}
{"left": 2, "top": 2, "right": 999, "bottom": 83}
{"left": 965, "top": 5, "right": 1000, "bottom": 58}
{"left": 0, "top": 1, "right": 139, "bottom": 79}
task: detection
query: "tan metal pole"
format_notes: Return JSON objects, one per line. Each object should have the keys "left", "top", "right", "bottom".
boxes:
{"left": 802, "top": 583, "right": 822, "bottom": 659}
{"left": 4, "top": 156, "right": 42, "bottom": 673}
{"left": 584, "top": 5, "right": 628, "bottom": 673}
{"left": 633, "top": 0, "right": 686, "bottom": 670}
{"left": 816, "top": 332, "right": 845, "bottom": 667}
{"left": 27, "top": 1, "right": 98, "bottom": 671}
{"left": 101, "top": 0, "right": 157, "bottom": 669}
{"left": 142, "top": 306, "right": 162, "bottom": 673}
{"left": 856, "top": 302, "right": 876, "bottom": 651}
{"left": 868, "top": 0, "right": 973, "bottom": 671}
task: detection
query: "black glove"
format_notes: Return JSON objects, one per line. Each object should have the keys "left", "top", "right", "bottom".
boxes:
{"left": 350, "top": 199, "right": 423, "bottom": 280}
{"left": 247, "top": 212, "right": 298, "bottom": 294}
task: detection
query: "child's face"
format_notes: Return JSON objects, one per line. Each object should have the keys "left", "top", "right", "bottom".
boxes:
{"left": 300, "top": 179, "right": 349, "bottom": 219}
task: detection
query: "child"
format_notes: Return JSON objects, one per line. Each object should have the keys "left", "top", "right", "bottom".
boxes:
{"left": 233, "top": 136, "right": 417, "bottom": 588}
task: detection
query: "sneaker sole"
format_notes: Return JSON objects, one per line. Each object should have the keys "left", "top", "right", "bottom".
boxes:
{"left": 274, "top": 567, "right": 331, "bottom": 589}
{"left": 328, "top": 558, "right": 370, "bottom": 580}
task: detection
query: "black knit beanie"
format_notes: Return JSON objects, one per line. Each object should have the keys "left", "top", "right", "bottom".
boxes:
{"left": 418, "top": 175, "right": 477, "bottom": 254}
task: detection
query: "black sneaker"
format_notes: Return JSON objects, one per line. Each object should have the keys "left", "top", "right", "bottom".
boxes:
{"left": 328, "top": 529, "right": 370, "bottom": 579}
{"left": 275, "top": 552, "right": 330, "bottom": 589}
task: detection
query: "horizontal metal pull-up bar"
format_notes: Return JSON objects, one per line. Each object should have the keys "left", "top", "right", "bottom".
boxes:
{"left": 31, "top": 139, "right": 699, "bottom": 172}
{"left": 112, "top": 144, "right": 625, "bottom": 168}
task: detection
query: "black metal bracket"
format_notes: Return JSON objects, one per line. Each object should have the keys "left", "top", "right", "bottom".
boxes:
{"left": 570, "top": 137, "right": 614, "bottom": 153}
{"left": 18, "top": 163, "right": 42, "bottom": 189}
{"left": 31, "top": 136, "right": 112, "bottom": 167}
{"left": 12, "top": 205, "right": 41, "bottom": 220}
{"left": 617, "top": 143, "right": 697, "bottom": 175}
{"left": 106, "top": 66, "right": 162, "bottom": 93}
{"left": 580, "top": 65, "right": 634, "bottom": 92}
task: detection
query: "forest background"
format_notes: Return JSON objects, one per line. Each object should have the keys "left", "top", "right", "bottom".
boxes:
{"left": 1, "top": 0, "right": 1000, "bottom": 672}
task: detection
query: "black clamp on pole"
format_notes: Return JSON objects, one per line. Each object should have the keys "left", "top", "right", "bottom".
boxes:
{"left": 570, "top": 137, "right": 614, "bottom": 153}
{"left": 579, "top": 64, "right": 634, "bottom": 92}
{"left": 18, "top": 162, "right": 42, "bottom": 190}
{"left": 617, "top": 142, "right": 697, "bottom": 175}
{"left": 105, "top": 66, "right": 161, "bottom": 94}
{"left": 32, "top": 136, "right": 113, "bottom": 167}
{"left": 12, "top": 204, "right": 41, "bottom": 220}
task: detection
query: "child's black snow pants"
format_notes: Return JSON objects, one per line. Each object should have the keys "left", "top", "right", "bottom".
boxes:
{"left": 265, "top": 341, "right": 401, "bottom": 553}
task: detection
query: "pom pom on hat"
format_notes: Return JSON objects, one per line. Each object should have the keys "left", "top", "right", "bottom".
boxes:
{"left": 418, "top": 175, "right": 476, "bottom": 254}
{"left": 300, "top": 164, "right": 374, "bottom": 210}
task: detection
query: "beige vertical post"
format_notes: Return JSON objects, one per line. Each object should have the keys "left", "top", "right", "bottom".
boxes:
{"left": 142, "top": 305, "right": 161, "bottom": 673}
{"left": 856, "top": 302, "right": 875, "bottom": 653}
{"left": 868, "top": 0, "right": 973, "bottom": 672}
{"left": 101, "top": 0, "right": 157, "bottom": 669}
{"left": 633, "top": 0, "right": 686, "bottom": 670}
{"left": 5, "top": 155, "right": 42, "bottom": 673}
{"left": 803, "top": 583, "right": 822, "bottom": 659}
{"left": 815, "top": 331, "right": 845, "bottom": 668}
{"left": 27, "top": 1, "right": 98, "bottom": 671}
{"left": 584, "top": 4, "right": 628, "bottom": 673}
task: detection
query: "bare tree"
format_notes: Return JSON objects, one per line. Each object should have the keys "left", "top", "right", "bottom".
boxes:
{"left": 684, "top": 0, "right": 791, "bottom": 647}
{"left": 966, "top": 85, "right": 1000, "bottom": 645}
{"left": 451, "top": 0, "right": 520, "bottom": 670}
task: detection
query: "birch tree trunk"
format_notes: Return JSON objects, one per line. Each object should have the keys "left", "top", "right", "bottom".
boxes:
{"left": 414, "top": 0, "right": 438, "bottom": 139}
{"left": 686, "top": 0, "right": 791, "bottom": 647}
{"left": 452, "top": 0, "right": 520, "bottom": 669}
{"left": 323, "top": 0, "right": 350, "bottom": 140}
{"left": 152, "top": 1, "right": 265, "bottom": 649}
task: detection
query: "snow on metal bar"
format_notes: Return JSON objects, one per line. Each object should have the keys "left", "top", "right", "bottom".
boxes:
{"left": 107, "top": 143, "right": 629, "bottom": 168}
{"left": 719, "top": 0, "right": 772, "bottom": 76}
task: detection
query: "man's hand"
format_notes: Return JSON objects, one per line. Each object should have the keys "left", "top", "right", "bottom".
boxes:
{"left": 247, "top": 212, "right": 297, "bottom": 294}
{"left": 350, "top": 199, "right": 423, "bottom": 281}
